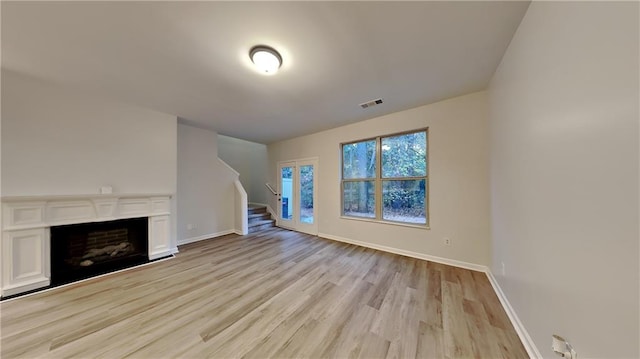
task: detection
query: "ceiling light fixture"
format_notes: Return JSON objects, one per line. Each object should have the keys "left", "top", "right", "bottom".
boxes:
{"left": 250, "top": 45, "right": 282, "bottom": 74}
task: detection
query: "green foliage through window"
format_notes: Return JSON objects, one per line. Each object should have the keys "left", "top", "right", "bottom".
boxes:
{"left": 341, "top": 129, "right": 428, "bottom": 226}
{"left": 299, "top": 165, "right": 314, "bottom": 218}
{"left": 342, "top": 140, "right": 376, "bottom": 179}
{"left": 343, "top": 181, "right": 375, "bottom": 218}
{"left": 281, "top": 167, "right": 292, "bottom": 179}
{"left": 382, "top": 132, "right": 427, "bottom": 178}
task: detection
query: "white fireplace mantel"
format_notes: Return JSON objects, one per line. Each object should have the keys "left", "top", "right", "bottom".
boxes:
{"left": 1, "top": 193, "right": 174, "bottom": 297}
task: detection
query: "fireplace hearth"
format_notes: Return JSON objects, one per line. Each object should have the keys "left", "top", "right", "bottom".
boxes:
{"left": 50, "top": 218, "right": 149, "bottom": 286}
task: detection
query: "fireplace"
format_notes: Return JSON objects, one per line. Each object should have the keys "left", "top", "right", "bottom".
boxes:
{"left": 1, "top": 194, "right": 172, "bottom": 297}
{"left": 50, "top": 218, "right": 149, "bottom": 286}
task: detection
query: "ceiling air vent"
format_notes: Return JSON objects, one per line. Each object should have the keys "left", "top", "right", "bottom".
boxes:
{"left": 359, "top": 98, "right": 383, "bottom": 109}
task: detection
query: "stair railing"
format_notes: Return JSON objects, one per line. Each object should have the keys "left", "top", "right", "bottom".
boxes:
{"left": 265, "top": 183, "right": 278, "bottom": 196}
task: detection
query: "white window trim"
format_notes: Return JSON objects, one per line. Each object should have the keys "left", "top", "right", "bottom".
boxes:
{"left": 340, "top": 128, "right": 429, "bottom": 228}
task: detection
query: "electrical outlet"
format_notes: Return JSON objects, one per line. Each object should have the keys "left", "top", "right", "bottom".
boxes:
{"left": 501, "top": 262, "right": 506, "bottom": 276}
{"left": 187, "top": 224, "right": 196, "bottom": 231}
{"left": 443, "top": 237, "right": 451, "bottom": 246}
{"left": 552, "top": 334, "right": 577, "bottom": 359}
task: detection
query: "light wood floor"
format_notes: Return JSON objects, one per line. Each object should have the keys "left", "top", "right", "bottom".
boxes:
{"left": 1, "top": 227, "right": 528, "bottom": 358}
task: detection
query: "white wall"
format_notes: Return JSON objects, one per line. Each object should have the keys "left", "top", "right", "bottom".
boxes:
{"left": 217, "top": 135, "right": 268, "bottom": 204}
{"left": 2, "top": 70, "right": 178, "bottom": 249}
{"left": 1, "top": 70, "right": 177, "bottom": 196}
{"left": 489, "top": 2, "right": 639, "bottom": 358}
{"left": 177, "top": 124, "right": 237, "bottom": 243}
{"left": 268, "top": 91, "right": 491, "bottom": 266}
{"left": 0, "top": 68, "right": 3, "bottom": 287}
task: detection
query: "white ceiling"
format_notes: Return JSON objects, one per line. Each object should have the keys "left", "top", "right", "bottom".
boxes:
{"left": 2, "top": 1, "right": 530, "bottom": 144}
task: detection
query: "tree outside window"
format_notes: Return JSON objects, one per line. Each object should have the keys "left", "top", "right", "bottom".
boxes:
{"left": 341, "top": 129, "right": 428, "bottom": 226}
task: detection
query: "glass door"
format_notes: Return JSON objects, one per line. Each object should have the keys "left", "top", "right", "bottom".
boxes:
{"left": 277, "top": 158, "right": 318, "bottom": 235}
{"left": 296, "top": 159, "right": 317, "bottom": 234}
{"left": 278, "top": 162, "right": 295, "bottom": 225}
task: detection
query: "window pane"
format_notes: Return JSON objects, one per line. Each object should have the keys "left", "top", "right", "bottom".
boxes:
{"left": 343, "top": 181, "right": 375, "bottom": 218}
{"left": 342, "top": 140, "right": 376, "bottom": 179}
{"left": 299, "top": 165, "right": 314, "bottom": 224}
{"left": 280, "top": 166, "right": 293, "bottom": 221}
{"left": 381, "top": 131, "right": 426, "bottom": 178}
{"left": 382, "top": 180, "right": 426, "bottom": 224}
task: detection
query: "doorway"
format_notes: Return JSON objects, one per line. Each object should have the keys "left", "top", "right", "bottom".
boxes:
{"left": 277, "top": 158, "right": 318, "bottom": 235}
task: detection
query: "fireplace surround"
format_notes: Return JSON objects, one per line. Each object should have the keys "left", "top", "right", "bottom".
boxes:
{"left": 1, "top": 194, "right": 173, "bottom": 297}
{"left": 50, "top": 217, "right": 149, "bottom": 286}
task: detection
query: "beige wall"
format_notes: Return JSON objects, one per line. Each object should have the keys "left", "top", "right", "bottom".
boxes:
{"left": 0, "top": 71, "right": 2, "bottom": 197}
{"left": 217, "top": 135, "right": 268, "bottom": 204}
{"left": 177, "top": 124, "right": 237, "bottom": 243}
{"left": 0, "top": 70, "right": 240, "bottom": 250}
{"left": 268, "top": 91, "right": 491, "bottom": 266}
{"left": 1, "top": 70, "right": 177, "bottom": 196}
{"left": 489, "top": 2, "right": 639, "bottom": 357}
{"left": 1, "top": 69, "right": 179, "bottom": 247}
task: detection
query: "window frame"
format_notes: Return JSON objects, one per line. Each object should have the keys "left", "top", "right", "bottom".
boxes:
{"left": 340, "top": 127, "right": 429, "bottom": 228}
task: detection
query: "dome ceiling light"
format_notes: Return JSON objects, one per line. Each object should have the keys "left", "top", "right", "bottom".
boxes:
{"left": 250, "top": 45, "right": 282, "bottom": 74}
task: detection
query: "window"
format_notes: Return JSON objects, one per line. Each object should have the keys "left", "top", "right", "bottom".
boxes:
{"left": 341, "top": 129, "right": 428, "bottom": 226}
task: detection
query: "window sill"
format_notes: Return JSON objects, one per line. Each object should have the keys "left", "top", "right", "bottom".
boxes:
{"left": 340, "top": 216, "right": 430, "bottom": 230}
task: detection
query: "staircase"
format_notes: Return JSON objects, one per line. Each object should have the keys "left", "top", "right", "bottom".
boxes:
{"left": 248, "top": 204, "right": 276, "bottom": 233}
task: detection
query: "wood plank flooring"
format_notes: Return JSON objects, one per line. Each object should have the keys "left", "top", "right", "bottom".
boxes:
{"left": 1, "top": 227, "right": 528, "bottom": 358}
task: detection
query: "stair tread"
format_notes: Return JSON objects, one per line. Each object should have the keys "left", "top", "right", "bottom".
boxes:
{"left": 248, "top": 224, "right": 275, "bottom": 233}
{"left": 248, "top": 219, "right": 276, "bottom": 227}
{"left": 247, "top": 205, "right": 273, "bottom": 233}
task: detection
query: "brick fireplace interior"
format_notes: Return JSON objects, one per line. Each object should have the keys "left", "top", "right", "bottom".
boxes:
{"left": 50, "top": 217, "right": 149, "bottom": 286}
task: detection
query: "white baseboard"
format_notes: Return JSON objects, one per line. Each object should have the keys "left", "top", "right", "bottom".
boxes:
{"left": 317, "top": 232, "right": 487, "bottom": 272}
{"left": 485, "top": 271, "right": 541, "bottom": 358}
{"left": 317, "top": 231, "right": 540, "bottom": 358}
{"left": 2, "top": 279, "right": 51, "bottom": 297}
{"left": 177, "top": 229, "right": 235, "bottom": 246}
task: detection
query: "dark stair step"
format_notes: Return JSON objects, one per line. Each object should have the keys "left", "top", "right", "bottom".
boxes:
{"left": 248, "top": 205, "right": 267, "bottom": 215}
{"left": 247, "top": 205, "right": 275, "bottom": 233}
{"left": 248, "top": 219, "right": 276, "bottom": 233}
{"left": 248, "top": 212, "right": 271, "bottom": 223}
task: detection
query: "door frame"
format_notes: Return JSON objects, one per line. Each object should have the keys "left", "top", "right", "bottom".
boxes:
{"left": 277, "top": 161, "right": 296, "bottom": 230}
{"left": 277, "top": 157, "right": 319, "bottom": 235}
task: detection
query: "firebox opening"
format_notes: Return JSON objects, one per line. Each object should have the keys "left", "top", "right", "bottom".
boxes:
{"left": 50, "top": 217, "right": 149, "bottom": 286}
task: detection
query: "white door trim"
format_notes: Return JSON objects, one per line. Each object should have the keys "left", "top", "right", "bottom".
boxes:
{"left": 276, "top": 158, "right": 319, "bottom": 235}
